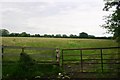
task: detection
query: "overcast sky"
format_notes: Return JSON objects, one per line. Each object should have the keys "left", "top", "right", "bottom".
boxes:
{"left": 0, "top": 0, "right": 112, "bottom": 37}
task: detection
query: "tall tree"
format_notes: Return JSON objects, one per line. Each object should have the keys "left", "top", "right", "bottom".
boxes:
{"left": 103, "top": 1, "right": 120, "bottom": 74}
{"left": 20, "top": 32, "right": 30, "bottom": 37}
{"left": 55, "top": 34, "right": 61, "bottom": 38}
{"left": 102, "top": 1, "right": 120, "bottom": 43}
{"left": 79, "top": 32, "right": 88, "bottom": 38}
{"left": 0, "top": 29, "right": 9, "bottom": 36}
{"left": 62, "top": 34, "right": 68, "bottom": 38}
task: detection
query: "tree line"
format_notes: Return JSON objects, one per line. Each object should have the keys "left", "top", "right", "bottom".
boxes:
{"left": 0, "top": 29, "right": 112, "bottom": 39}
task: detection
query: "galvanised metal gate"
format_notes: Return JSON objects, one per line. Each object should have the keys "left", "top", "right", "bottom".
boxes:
{"left": 2, "top": 45, "right": 57, "bottom": 64}
{"left": 61, "top": 47, "right": 120, "bottom": 78}
{"left": 2, "top": 45, "right": 60, "bottom": 79}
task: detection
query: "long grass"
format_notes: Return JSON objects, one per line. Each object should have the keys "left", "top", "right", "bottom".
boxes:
{"left": 1, "top": 37, "right": 118, "bottom": 48}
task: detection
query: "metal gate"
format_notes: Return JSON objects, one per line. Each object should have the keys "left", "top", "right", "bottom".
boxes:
{"left": 61, "top": 47, "right": 120, "bottom": 78}
{"left": 2, "top": 45, "right": 57, "bottom": 65}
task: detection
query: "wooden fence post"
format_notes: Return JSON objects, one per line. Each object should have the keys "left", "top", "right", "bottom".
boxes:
{"left": 56, "top": 48, "right": 60, "bottom": 66}
{"left": 21, "top": 47, "right": 24, "bottom": 53}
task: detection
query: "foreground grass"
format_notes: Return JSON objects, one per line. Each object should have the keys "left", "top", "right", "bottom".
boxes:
{"left": 2, "top": 52, "right": 62, "bottom": 79}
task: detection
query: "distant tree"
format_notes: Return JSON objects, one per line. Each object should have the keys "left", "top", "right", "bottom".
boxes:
{"left": 44, "top": 34, "right": 48, "bottom": 37}
{"left": 9, "top": 33, "right": 20, "bottom": 37}
{"left": 69, "top": 34, "right": 77, "bottom": 38}
{"left": 20, "top": 32, "right": 30, "bottom": 37}
{"left": 30, "top": 35, "right": 35, "bottom": 37}
{"left": 79, "top": 32, "right": 88, "bottom": 38}
{"left": 70, "top": 34, "right": 74, "bottom": 38}
{"left": 88, "top": 35, "right": 95, "bottom": 38}
{"left": 47, "top": 34, "right": 52, "bottom": 38}
{"left": 0, "top": 29, "right": 9, "bottom": 36}
{"left": 55, "top": 34, "right": 61, "bottom": 38}
{"left": 62, "top": 34, "right": 68, "bottom": 38}
{"left": 34, "top": 34, "right": 40, "bottom": 37}
{"left": 73, "top": 35, "right": 78, "bottom": 38}
{"left": 51, "top": 34, "right": 54, "bottom": 38}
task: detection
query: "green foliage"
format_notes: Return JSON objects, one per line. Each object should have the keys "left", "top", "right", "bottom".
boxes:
{"left": 20, "top": 32, "right": 30, "bottom": 37}
{"left": 62, "top": 34, "right": 68, "bottom": 38}
{"left": 8, "top": 52, "right": 36, "bottom": 79}
{"left": 55, "top": 34, "right": 62, "bottom": 38}
{"left": 79, "top": 32, "right": 88, "bottom": 38}
{"left": 88, "top": 35, "right": 95, "bottom": 38}
{"left": 0, "top": 28, "right": 112, "bottom": 39}
{"left": 18, "top": 52, "right": 35, "bottom": 70}
{"left": 70, "top": 34, "right": 77, "bottom": 38}
{"left": 34, "top": 34, "right": 40, "bottom": 37}
{"left": 3, "top": 52, "right": 62, "bottom": 79}
{"left": 103, "top": 1, "right": 120, "bottom": 43}
{"left": 9, "top": 33, "right": 20, "bottom": 37}
{"left": 0, "top": 29, "right": 9, "bottom": 36}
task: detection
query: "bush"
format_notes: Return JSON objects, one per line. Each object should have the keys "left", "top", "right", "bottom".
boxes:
{"left": 9, "top": 52, "right": 36, "bottom": 79}
{"left": 4, "top": 52, "right": 62, "bottom": 79}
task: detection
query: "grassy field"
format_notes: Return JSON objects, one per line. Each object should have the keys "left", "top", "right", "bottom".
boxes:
{"left": 1, "top": 37, "right": 119, "bottom": 79}
{"left": 2, "top": 37, "right": 118, "bottom": 61}
{"left": 1, "top": 37, "right": 118, "bottom": 63}
{"left": 1, "top": 37, "right": 118, "bottom": 48}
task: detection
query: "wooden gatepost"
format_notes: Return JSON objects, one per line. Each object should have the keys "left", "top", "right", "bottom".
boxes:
{"left": 56, "top": 48, "right": 60, "bottom": 66}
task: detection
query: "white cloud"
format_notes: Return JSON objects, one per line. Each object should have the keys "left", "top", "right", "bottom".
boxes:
{"left": 0, "top": 0, "right": 112, "bottom": 36}
{"left": 26, "top": 9, "right": 108, "bottom": 36}
{"left": 0, "top": 0, "right": 106, "bottom": 3}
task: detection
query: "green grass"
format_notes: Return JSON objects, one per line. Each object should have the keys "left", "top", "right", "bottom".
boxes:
{"left": 2, "top": 37, "right": 118, "bottom": 61}
{"left": 1, "top": 37, "right": 118, "bottom": 48}
{"left": 2, "top": 37, "right": 117, "bottom": 60}
{"left": 1, "top": 37, "right": 119, "bottom": 79}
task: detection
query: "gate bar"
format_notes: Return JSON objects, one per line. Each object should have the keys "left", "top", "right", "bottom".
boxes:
{"left": 80, "top": 50, "right": 83, "bottom": 72}
{"left": 100, "top": 49, "right": 103, "bottom": 72}
{"left": 62, "top": 50, "right": 64, "bottom": 67}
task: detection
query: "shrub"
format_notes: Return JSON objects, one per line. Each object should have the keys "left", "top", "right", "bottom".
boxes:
{"left": 10, "top": 52, "right": 36, "bottom": 79}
